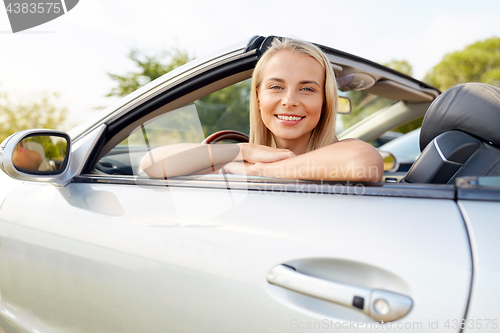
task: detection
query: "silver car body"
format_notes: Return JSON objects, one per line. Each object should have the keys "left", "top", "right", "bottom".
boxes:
{"left": 0, "top": 36, "right": 498, "bottom": 333}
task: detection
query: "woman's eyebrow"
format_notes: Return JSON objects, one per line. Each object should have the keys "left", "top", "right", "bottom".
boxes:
{"left": 299, "top": 80, "right": 320, "bottom": 87}
{"left": 266, "top": 77, "right": 285, "bottom": 83}
{"left": 265, "top": 78, "right": 321, "bottom": 87}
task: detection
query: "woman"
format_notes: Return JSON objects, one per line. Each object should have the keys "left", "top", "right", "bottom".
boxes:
{"left": 141, "top": 38, "right": 383, "bottom": 182}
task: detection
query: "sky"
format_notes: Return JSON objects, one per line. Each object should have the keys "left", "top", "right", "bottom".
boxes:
{"left": 1, "top": 0, "right": 499, "bottom": 128}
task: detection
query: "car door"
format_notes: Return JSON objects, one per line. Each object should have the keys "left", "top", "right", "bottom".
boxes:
{"left": 456, "top": 178, "right": 500, "bottom": 333}
{"left": 0, "top": 173, "right": 472, "bottom": 333}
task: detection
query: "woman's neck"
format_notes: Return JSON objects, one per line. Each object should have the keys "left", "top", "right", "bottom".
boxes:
{"left": 274, "top": 133, "right": 311, "bottom": 155}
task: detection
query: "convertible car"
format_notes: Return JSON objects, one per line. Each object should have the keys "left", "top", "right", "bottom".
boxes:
{"left": 0, "top": 35, "right": 499, "bottom": 333}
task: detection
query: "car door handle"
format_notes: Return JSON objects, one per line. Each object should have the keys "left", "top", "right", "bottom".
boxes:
{"left": 267, "top": 264, "right": 413, "bottom": 322}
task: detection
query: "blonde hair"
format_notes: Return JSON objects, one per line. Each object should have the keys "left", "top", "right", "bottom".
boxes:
{"left": 249, "top": 38, "right": 338, "bottom": 152}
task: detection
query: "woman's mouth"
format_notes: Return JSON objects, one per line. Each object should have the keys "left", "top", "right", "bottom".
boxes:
{"left": 275, "top": 114, "right": 305, "bottom": 124}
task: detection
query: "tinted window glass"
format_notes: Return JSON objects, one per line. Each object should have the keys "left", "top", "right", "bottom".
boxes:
{"left": 96, "top": 79, "right": 251, "bottom": 176}
{"left": 337, "top": 91, "right": 396, "bottom": 134}
{"left": 195, "top": 79, "right": 251, "bottom": 136}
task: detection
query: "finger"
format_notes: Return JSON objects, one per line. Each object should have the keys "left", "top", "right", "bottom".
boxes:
{"left": 223, "top": 161, "right": 245, "bottom": 175}
{"left": 243, "top": 144, "right": 295, "bottom": 163}
{"left": 281, "top": 150, "right": 296, "bottom": 157}
{"left": 262, "top": 150, "right": 295, "bottom": 162}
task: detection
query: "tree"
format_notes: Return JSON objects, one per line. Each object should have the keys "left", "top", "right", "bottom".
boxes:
{"left": 0, "top": 91, "right": 68, "bottom": 142}
{"left": 425, "top": 37, "right": 500, "bottom": 91}
{"left": 107, "top": 48, "right": 193, "bottom": 97}
{"left": 383, "top": 60, "right": 413, "bottom": 76}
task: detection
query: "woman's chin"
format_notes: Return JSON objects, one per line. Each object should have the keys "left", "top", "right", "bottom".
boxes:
{"left": 272, "top": 130, "right": 312, "bottom": 144}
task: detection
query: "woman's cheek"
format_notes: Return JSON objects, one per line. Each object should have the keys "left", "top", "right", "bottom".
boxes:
{"left": 260, "top": 99, "right": 277, "bottom": 121}
{"left": 307, "top": 99, "right": 324, "bottom": 118}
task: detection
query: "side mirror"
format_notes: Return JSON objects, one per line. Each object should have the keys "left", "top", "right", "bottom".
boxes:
{"left": 378, "top": 150, "right": 399, "bottom": 172}
{"left": 0, "top": 129, "right": 71, "bottom": 182}
{"left": 338, "top": 96, "right": 352, "bottom": 114}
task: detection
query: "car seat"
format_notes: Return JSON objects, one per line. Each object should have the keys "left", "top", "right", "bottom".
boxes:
{"left": 403, "top": 83, "right": 500, "bottom": 184}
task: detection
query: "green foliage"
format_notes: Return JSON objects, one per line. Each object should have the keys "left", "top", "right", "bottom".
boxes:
{"left": 383, "top": 60, "right": 413, "bottom": 76}
{"left": 0, "top": 92, "right": 68, "bottom": 143}
{"left": 56, "top": 140, "right": 67, "bottom": 156}
{"left": 425, "top": 37, "right": 500, "bottom": 91}
{"left": 107, "top": 48, "right": 193, "bottom": 97}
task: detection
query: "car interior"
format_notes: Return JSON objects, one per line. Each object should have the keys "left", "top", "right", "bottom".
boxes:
{"left": 403, "top": 83, "right": 500, "bottom": 184}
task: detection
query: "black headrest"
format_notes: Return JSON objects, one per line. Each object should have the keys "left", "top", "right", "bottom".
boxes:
{"left": 420, "top": 83, "right": 500, "bottom": 151}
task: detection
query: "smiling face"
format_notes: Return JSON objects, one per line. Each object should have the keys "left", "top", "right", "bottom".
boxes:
{"left": 258, "top": 50, "right": 325, "bottom": 153}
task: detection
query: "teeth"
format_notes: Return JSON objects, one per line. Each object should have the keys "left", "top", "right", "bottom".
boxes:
{"left": 277, "top": 115, "right": 303, "bottom": 121}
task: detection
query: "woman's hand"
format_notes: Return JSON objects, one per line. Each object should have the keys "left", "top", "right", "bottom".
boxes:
{"left": 221, "top": 161, "right": 264, "bottom": 177}
{"left": 238, "top": 143, "right": 295, "bottom": 163}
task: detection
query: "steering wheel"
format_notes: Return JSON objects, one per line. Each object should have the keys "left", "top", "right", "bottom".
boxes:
{"left": 202, "top": 130, "right": 249, "bottom": 144}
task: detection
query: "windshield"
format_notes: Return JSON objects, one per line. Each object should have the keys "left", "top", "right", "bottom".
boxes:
{"left": 336, "top": 90, "right": 397, "bottom": 134}
{"left": 379, "top": 128, "right": 421, "bottom": 161}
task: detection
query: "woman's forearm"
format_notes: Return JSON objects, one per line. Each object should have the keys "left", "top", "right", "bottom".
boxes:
{"left": 251, "top": 139, "right": 383, "bottom": 182}
{"left": 141, "top": 143, "right": 242, "bottom": 178}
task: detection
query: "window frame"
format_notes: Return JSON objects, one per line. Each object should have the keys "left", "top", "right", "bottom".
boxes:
{"left": 73, "top": 173, "right": 457, "bottom": 200}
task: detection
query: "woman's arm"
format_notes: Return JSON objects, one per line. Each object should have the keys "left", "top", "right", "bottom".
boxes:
{"left": 140, "top": 143, "right": 295, "bottom": 178}
{"left": 12, "top": 149, "right": 42, "bottom": 171}
{"left": 223, "top": 139, "right": 383, "bottom": 182}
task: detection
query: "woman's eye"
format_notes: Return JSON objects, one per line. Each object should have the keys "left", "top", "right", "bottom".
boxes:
{"left": 301, "top": 87, "right": 315, "bottom": 92}
{"left": 270, "top": 85, "right": 283, "bottom": 90}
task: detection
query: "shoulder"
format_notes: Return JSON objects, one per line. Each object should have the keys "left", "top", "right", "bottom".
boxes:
{"left": 335, "top": 138, "right": 359, "bottom": 143}
{"left": 327, "top": 138, "right": 380, "bottom": 157}
{"left": 330, "top": 138, "right": 367, "bottom": 147}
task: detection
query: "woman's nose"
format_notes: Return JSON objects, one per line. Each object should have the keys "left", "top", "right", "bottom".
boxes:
{"left": 281, "top": 90, "right": 299, "bottom": 107}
